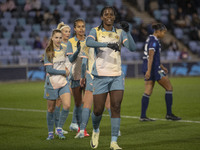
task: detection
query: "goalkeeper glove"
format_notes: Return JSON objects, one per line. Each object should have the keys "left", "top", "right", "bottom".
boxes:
{"left": 120, "top": 21, "right": 129, "bottom": 32}
{"left": 107, "top": 43, "right": 120, "bottom": 52}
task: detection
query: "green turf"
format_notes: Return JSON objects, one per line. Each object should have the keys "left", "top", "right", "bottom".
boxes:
{"left": 0, "top": 77, "right": 200, "bottom": 150}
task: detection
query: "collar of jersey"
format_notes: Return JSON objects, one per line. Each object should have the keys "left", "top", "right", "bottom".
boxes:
{"left": 61, "top": 41, "right": 68, "bottom": 45}
{"left": 75, "top": 36, "right": 85, "bottom": 42}
{"left": 150, "top": 35, "right": 159, "bottom": 41}
{"left": 54, "top": 45, "right": 63, "bottom": 52}
{"left": 102, "top": 27, "right": 115, "bottom": 32}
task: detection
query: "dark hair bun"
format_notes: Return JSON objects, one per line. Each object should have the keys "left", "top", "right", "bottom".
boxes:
{"left": 152, "top": 23, "right": 167, "bottom": 31}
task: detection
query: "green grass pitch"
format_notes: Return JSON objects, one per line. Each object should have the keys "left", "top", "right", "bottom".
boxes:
{"left": 0, "top": 77, "right": 200, "bottom": 150}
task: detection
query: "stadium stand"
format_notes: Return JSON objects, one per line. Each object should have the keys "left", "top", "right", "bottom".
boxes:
{"left": 0, "top": 0, "right": 199, "bottom": 65}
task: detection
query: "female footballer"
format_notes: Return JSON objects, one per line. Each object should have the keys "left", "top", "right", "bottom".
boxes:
{"left": 44, "top": 29, "right": 71, "bottom": 140}
{"left": 140, "top": 23, "right": 181, "bottom": 121}
{"left": 53, "top": 22, "right": 72, "bottom": 135}
{"left": 66, "top": 18, "right": 89, "bottom": 136}
{"left": 86, "top": 6, "right": 136, "bottom": 150}
{"left": 75, "top": 45, "right": 121, "bottom": 139}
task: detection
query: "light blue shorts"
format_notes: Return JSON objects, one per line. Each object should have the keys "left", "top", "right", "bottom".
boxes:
{"left": 71, "top": 80, "right": 80, "bottom": 88}
{"left": 85, "top": 73, "right": 93, "bottom": 92}
{"left": 93, "top": 73, "right": 125, "bottom": 95}
{"left": 44, "top": 83, "right": 70, "bottom": 100}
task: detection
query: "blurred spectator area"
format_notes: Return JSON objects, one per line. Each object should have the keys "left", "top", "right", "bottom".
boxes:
{"left": 0, "top": 0, "right": 199, "bottom": 66}
{"left": 0, "top": 0, "right": 132, "bottom": 65}
{"left": 125, "top": 0, "right": 200, "bottom": 59}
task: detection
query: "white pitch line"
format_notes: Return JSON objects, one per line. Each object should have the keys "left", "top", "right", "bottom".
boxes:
{"left": 0, "top": 107, "right": 200, "bottom": 124}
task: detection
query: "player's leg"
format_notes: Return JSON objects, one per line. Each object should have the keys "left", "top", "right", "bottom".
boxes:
{"left": 109, "top": 90, "right": 123, "bottom": 150}
{"left": 140, "top": 80, "right": 155, "bottom": 121}
{"left": 109, "top": 74, "right": 125, "bottom": 150}
{"left": 55, "top": 98, "right": 68, "bottom": 135}
{"left": 69, "top": 80, "right": 78, "bottom": 131}
{"left": 105, "top": 94, "right": 121, "bottom": 136}
{"left": 90, "top": 93, "right": 107, "bottom": 149}
{"left": 158, "top": 76, "right": 181, "bottom": 120}
{"left": 75, "top": 90, "right": 93, "bottom": 138}
{"left": 46, "top": 100, "right": 56, "bottom": 140}
{"left": 105, "top": 94, "right": 111, "bottom": 116}
{"left": 72, "top": 85, "right": 83, "bottom": 128}
{"left": 69, "top": 105, "right": 79, "bottom": 131}
{"left": 56, "top": 85, "right": 71, "bottom": 139}
{"left": 55, "top": 98, "right": 62, "bottom": 128}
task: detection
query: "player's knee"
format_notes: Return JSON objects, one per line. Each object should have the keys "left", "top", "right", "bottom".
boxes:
{"left": 56, "top": 101, "right": 62, "bottom": 107}
{"left": 111, "top": 104, "right": 121, "bottom": 114}
{"left": 48, "top": 107, "right": 55, "bottom": 113}
{"left": 75, "top": 101, "right": 82, "bottom": 107}
{"left": 166, "top": 85, "right": 173, "bottom": 91}
{"left": 93, "top": 107, "right": 104, "bottom": 116}
{"left": 93, "top": 110, "right": 102, "bottom": 116}
{"left": 144, "top": 90, "right": 152, "bottom": 96}
{"left": 63, "top": 104, "right": 70, "bottom": 110}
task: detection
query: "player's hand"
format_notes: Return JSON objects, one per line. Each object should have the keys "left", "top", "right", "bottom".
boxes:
{"left": 162, "top": 67, "right": 168, "bottom": 74}
{"left": 145, "top": 70, "right": 151, "bottom": 80}
{"left": 65, "top": 67, "right": 70, "bottom": 76}
{"left": 107, "top": 43, "right": 120, "bottom": 52}
{"left": 120, "top": 21, "right": 129, "bottom": 32}
{"left": 77, "top": 40, "right": 81, "bottom": 50}
{"left": 80, "top": 78, "right": 86, "bottom": 88}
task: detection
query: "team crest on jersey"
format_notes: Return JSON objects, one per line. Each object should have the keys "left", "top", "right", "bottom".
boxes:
{"left": 115, "top": 35, "right": 119, "bottom": 40}
{"left": 108, "top": 33, "right": 113, "bottom": 38}
{"left": 46, "top": 93, "right": 49, "bottom": 97}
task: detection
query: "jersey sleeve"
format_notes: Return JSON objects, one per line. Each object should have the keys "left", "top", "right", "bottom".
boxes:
{"left": 148, "top": 41, "right": 157, "bottom": 51}
{"left": 120, "top": 30, "right": 128, "bottom": 45}
{"left": 87, "top": 28, "right": 97, "bottom": 40}
{"left": 66, "top": 41, "right": 73, "bottom": 55}
{"left": 44, "top": 53, "right": 53, "bottom": 66}
{"left": 121, "top": 30, "right": 136, "bottom": 51}
{"left": 86, "top": 28, "right": 107, "bottom": 47}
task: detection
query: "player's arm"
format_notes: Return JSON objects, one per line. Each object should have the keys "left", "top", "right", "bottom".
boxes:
{"left": 67, "top": 41, "right": 81, "bottom": 63}
{"left": 44, "top": 54, "right": 69, "bottom": 76}
{"left": 145, "top": 49, "right": 154, "bottom": 80}
{"left": 160, "top": 64, "right": 168, "bottom": 74}
{"left": 120, "top": 21, "right": 136, "bottom": 51}
{"left": 121, "top": 30, "right": 136, "bottom": 52}
{"left": 81, "top": 57, "right": 87, "bottom": 79}
{"left": 80, "top": 55, "right": 87, "bottom": 87}
{"left": 46, "top": 66, "right": 69, "bottom": 76}
{"left": 86, "top": 28, "right": 108, "bottom": 47}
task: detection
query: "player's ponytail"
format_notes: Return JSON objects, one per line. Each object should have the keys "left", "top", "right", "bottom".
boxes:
{"left": 152, "top": 23, "right": 167, "bottom": 31}
{"left": 57, "top": 22, "right": 71, "bottom": 31}
{"left": 45, "top": 29, "right": 61, "bottom": 62}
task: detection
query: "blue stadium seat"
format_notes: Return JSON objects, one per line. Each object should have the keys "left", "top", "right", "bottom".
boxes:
{"left": 153, "top": 10, "right": 161, "bottom": 20}
{"left": 18, "top": 18, "right": 26, "bottom": 26}
{"left": 174, "top": 28, "right": 183, "bottom": 39}
{"left": 18, "top": 39, "right": 26, "bottom": 46}
{"left": 3, "top": 31, "right": 11, "bottom": 39}
{"left": 0, "top": 39, "right": 9, "bottom": 46}
{"left": 189, "top": 41, "right": 198, "bottom": 53}
{"left": 160, "top": 15, "right": 168, "bottom": 24}
{"left": 3, "top": 12, "right": 11, "bottom": 18}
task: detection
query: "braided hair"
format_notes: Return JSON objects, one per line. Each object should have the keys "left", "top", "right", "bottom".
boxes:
{"left": 152, "top": 23, "right": 167, "bottom": 31}
{"left": 98, "top": 6, "right": 118, "bottom": 32}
